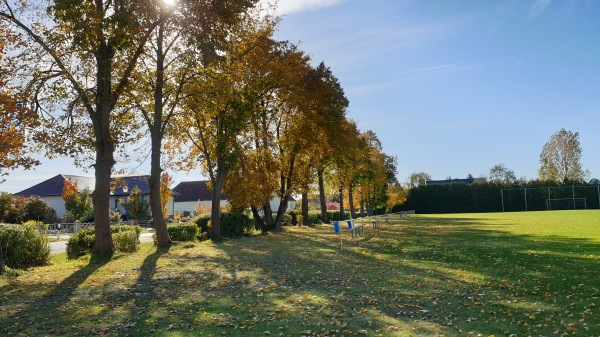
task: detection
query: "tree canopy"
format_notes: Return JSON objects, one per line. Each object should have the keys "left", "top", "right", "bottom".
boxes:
{"left": 538, "top": 128, "right": 587, "bottom": 183}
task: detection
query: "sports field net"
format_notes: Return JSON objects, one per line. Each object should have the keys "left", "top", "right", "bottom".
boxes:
{"left": 501, "top": 185, "right": 600, "bottom": 212}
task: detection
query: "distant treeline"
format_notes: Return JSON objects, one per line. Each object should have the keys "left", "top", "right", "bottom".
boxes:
{"left": 393, "top": 181, "right": 600, "bottom": 214}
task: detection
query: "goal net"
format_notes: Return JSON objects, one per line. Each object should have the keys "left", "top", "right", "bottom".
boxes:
{"left": 546, "top": 198, "right": 587, "bottom": 210}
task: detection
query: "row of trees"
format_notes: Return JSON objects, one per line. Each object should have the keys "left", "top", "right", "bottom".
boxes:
{"left": 0, "top": 1, "right": 398, "bottom": 252}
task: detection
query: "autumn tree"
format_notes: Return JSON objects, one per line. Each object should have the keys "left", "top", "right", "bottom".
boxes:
{"left": 0, "top": 24, "right": 39, "bottom": 181}
{"left": 175, "top": 11, "right": 286, "bottom": 238}
{"left": 128, "top": 0, "right": 258, "bottom": 246}
{"left": 539, "top": 128, "right": 587, "bottom": 182}
{"left": 62, "top": 178, "right": 93, "bottom": 221}
{"left": 160, "top": 172, "right": 173, "bottom": 218}
{"left": 488, "top": 164, "right": 517, "bottom": 184}
{"left": 122, "top": 186, "right": 150, "bottom": 225}
{"left": 1, "top": 0, "right": 163, "bottom": 253}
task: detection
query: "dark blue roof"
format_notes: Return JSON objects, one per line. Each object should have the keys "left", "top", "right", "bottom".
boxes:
{"left": 426, "top": 178, "right": 477, "bottom": 185}
{"left": 173, "top": 181, "right": 227, "bottom": 202}
{"left": 15, "top": 174, "right": 150, "bottom": 197}
{"left": 111, "top": 176, "right": 151, "bottom": 196}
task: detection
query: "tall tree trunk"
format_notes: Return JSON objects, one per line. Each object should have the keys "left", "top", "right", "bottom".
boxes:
{"left": 0, "top": 243, "right": 5, "bottom": 275}
{"left": 263, "top": 204, "right": 274, "bottom": 230}
{"left": 338, "top": 186, "right": 345, "bottom": 221}
{"left": 318, "top": 169, "right": 328, "bottom": 223}
{"left": 149, "top": 19, "right": 170, "bottom": 247}
{"left": 210, "top": 173, "right": 225, "bottom": 240}
{"left": 91, "top": 44, "right": 116, "bottom": 253}
{"left": 302, "top": 191, "right": 310, "bottom": 226}
{"left": 92, "top": 146, "right": 115, "bottom": 253}
{"left": 149, "top": 149, "right": 170, "bottom": 246}
{"left": 360, "top": 199, "right": 365, "bottom": 217}
{"left": 348, "top": 184, "right": 356, "bottom": 219}
{"left": 251, "top": 206, "right": 266, "bottom": 231}
{"left": 273, "top": 193, "right": 289, "bottom": 230}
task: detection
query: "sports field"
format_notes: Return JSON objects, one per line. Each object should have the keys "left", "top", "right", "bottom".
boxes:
{"left": 1, "top": 210, "right": 598, "bottom": 336}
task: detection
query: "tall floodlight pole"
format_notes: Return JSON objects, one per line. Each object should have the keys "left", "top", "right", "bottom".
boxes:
{"left": 524, "top": 188, "right": 528, "bottom": 212}
{"left": 501, "top": 189, "right": 505, "bottom": 212}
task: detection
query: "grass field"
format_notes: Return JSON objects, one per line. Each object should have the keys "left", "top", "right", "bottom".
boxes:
{"left": 1, "top": 210, "right": 599, "bottom": 336}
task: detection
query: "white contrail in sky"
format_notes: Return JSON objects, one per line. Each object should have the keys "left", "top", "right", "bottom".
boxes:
{"left": 401, "top": 64, "right": 457, "bottom": 74}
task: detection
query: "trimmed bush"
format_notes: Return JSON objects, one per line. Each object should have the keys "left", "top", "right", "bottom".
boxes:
{"left": 66, "top": 225, "right": 141, "bottom": 259}
{"left": 113, "top": 230, "right": 138, "bottom": 253}
{"left": 194, "top": 215, "right": 211, "bottom": 234}
{"left": 307, "top": 211, "right": 322, "bottom": 225}
{"left": 220, "top": 212, "right": 251, "bottom": 238}
{"left": 0, "top": 221, "right": 50, "bottom": 269}
{"left": 66, "top": 228, "right": 95, "bottom": 259}
{"left": 167, "top": 222, "right": 199, "bottom": 242}
{"left": 111, "top": 225, "right": 142, "bottom": 242}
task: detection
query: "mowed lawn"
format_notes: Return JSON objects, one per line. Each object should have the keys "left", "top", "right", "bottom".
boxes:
{"left": 1, "top": 211, "right": 598, "bottom": 336}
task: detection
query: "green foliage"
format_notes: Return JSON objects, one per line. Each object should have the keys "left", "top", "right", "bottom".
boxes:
{"left": 66, "top": 228, "right": 95, "bottom": 259}
{"left": 326, "top": 211, "right": 350, "bottom": 221}
{"left": 396, "top": 181, "right": 600, "bottom": 214}
{"left": 167, "top": 222, "right": 199, "bottom": 242}
{"left": 307, "top": 211, "right": 323, "bottom": 224}
{"left": 122, "top": 187, "right": 150, "bottom": 220}
{"left": 109, "top": 209, "right": 123, "bottom": 224}
{"left": 539, "top": 128, "right": 586, "bottom": 182}
{"left": 0, "top": 221, "right": 50, "bottom": 269}
{"left": 65, "top": 189, "right": 94, "bottom": 222}
{"left": 194, "top": 215, "right": 211, "bottom": 234}
{"left": 0, "top": 193, "right": 26, "bottom": 224}
{"left": 195, "top": 212, "right": 251, "bottom": 238}
{"left": 113, "top": 230, "right": 138, "bottom": 253}
{"left": 23, "top": 196, "right": 57, "bottom": 223}
{"left": 220, "top": 212, "right": 251, "bottom": 238}
{"left": 66, "top": 226, "right": 141, "bottom": 259}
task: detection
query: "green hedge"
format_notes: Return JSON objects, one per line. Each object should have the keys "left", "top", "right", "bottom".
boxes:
{"left": 0, "top": 221, "right": 50, "bottom": 269}
{"left": 394, "top": 181, "right": 600, "bottom": 214}
{"left": 220, "top": 212, "right": 251, "bottom": 238}
{"left": 194, "top": 215, "right": 211, "bottom": 234}
{"left": 167, "top": 222, "right": 199, "bottom": 242}
{"left": 194, "top": 212, "right": 252, "bottom": 238}
{"left": 66, "top": 225, "right": 142, "bottom": 259}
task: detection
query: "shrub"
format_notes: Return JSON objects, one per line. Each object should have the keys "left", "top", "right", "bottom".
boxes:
{"left": 3, "top": 196, "right": 27, "bottom": 224}
{"left": 220, "top": 212, "right": 251, "bottom": 238}
{"left": 167, "top": 222, "right": 199, "bottom": 242}
{"left": 113, "top": 230, "right": 138, "bottom": 253}
{"left": 64, "top": 188, "right": 94, "bottom": 222}
{"left": 66, "top": 228, "right": 95, "bottom": 259}
{"left": 0, "top": 221, "right": 50, "bottom": 269}
{"left": 24, "top": 196, "right": 57, "bottom": 224}
{"left": 307, "top": 211, "right": 322, "bottom": 225}
{"left": 194, "top": 215, "right": 211, "bottom": 233}
{"left": 66, "top": 225, "right": 141, "bottom": 259}
{"left": 281, "top": 213, "right": 292, "bottom": 226}
{"left": 111, "top": 225, "right": 142, "bottom": 242}
{"left": 109, "top": 210, "right": 123, "bottom": 224}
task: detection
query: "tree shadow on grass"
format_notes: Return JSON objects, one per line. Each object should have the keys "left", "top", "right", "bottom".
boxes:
{"left": 0, "top": 251, "right": 113, "bottom": 336}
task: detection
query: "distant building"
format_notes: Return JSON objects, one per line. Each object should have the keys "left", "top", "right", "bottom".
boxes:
{"left": 426, "top": 177, "right": 486, "bottom": 185}
{"left": 15, "top": 174, "right": 150, "bottom": 218}
{"left": 169, "top": 180, "right": 296, "bottom": 216}
{"left": 170, "top": 181, "right": 229, "bottom": 215}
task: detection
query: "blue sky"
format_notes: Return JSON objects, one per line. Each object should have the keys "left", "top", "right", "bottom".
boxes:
{"left": 2, "top": 0, "right": 599, "bottom": 193}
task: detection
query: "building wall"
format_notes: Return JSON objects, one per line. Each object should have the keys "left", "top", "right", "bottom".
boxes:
{"left": 171, "top": 200, "right": 230, "bottom": 216}
{"left": 41, "top": 196, "right": 67, "bottom": 219}
{"left": 270, "top": 197, "right": 297, "bottom": 212}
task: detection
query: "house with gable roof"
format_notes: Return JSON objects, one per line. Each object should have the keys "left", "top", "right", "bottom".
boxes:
{"left": 169, "top": 180, "right": 296, "bottom": 216}
{"left": 15, "top": 174, "right": 150, "bottom": 219}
